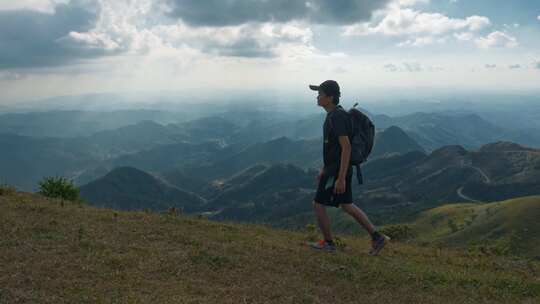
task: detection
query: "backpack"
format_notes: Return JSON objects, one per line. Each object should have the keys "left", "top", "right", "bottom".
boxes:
{"left": 348, "top": 102, "right": 375, "bottom": 166}
{"left": 332, "top": 103, "right": 375, "bottom": 184}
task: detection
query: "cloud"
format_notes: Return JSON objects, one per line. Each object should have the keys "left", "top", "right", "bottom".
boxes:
{"left": 384, "top": 63, "right": 399, "bottom": 72}
{"left": 485, "top": 64, "right": 497, "bottom": 69}
{"left": 383, "top": 61, "right": 443, "bottom": 72}
{"left": 0, "top": 0, "right": 115, "bottom": 69}
{"left": 153, "top": 21, "right": 316, "bottom": 59}
{"left": 403, "top": 62, "right": 422, "bottom": 72}
{"left": 343, "top": 8, "right": 490, "bottom": 37}
{"left": 342, "top": 4, "right": 490, "bottom": 48}
{"left": 397, "top": 0, "right": 430, "bottom": 6}
{"left": 0, "top": 0, "right": 67, "bottom": 13}
{"left": 397, "top": 36, "right": 447, "bottom": 47}
{"left": 0, "top": 0, "right": 325, "bottom": 67}
{"left": 165, "top": 0, "right": 392, "bottom": 27}
{"left": 62, "top": 0, "right": 167, "bottom": 55}
{"left": 0, "top": 71, "right": 26, "bottom": 81}
{"left": 475, "top": 31, "right": 518, "bottom": 49}
{"left": 503, "top": 23, "right": 520, "bottom": 29}
{"left": 333, "top": 66, "right": 348, "bottom": 74}
{"left": 453, "top": 32, "right": 473, "bottom": 41}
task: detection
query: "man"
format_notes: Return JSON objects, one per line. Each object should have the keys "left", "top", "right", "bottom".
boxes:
{"left": 308, "top": 80, "right": 388, "bottom": 256}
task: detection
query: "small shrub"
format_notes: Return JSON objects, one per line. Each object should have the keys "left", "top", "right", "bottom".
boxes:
{"left": 305, "top": 223, "right": 318, "bottom": 242}
{"left": 167, "top": 206, "right": 183, "bottom": 216}
{"left": 380, "top": 224, "right": 416, "bottom": 241}
{"left": 77, "top": 226, "right": 85, "bottom": 242}
{"left": 0, "top": 183, "right": 17, "bottom": 196}
{"left": 448, "top": 219, "right": 459, "bottom": 233}
{"left": 490, "top": 240, "right": 512, "bottom": 256}
{"left": 334, "top": 236, "right": 347, "bottom": 249}
{"left": 38, "top": 176, "right": 80, "bottom": 201}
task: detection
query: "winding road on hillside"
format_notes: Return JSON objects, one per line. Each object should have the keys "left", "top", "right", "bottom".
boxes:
{"left": 456, "top": 160, "right": 491, "bottom": 203}
{"left": 456, "top": 149, "right": 540, "bottom": 202}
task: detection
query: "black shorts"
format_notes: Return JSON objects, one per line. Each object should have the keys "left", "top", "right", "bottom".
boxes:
{"left": 313, "top": 168, "right": 353, "bottom": 208}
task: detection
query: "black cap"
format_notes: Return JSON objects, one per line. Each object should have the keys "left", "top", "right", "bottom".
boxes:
{"left": 309, "top": 80, "right": 341, "bottom": 98}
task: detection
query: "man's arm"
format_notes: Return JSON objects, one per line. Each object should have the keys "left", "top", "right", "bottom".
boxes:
{"left": 337, "top": 135, "right": 351, "bottom": 180}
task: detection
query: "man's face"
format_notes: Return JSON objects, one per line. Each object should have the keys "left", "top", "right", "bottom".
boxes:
{"left": 316, "top": 90, "right": 333, "bottom": 107}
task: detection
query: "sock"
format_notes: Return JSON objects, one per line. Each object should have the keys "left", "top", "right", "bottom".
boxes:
{"left": 371, "top": 230, "right": 381, "bottom": 241}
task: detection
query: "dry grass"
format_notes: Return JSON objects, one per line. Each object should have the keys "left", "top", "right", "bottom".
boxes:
{"left": 0, "top": 184, "right": 17, "bottom": 196}
{"left": 1, "top": 192, "right": 539, "bottom": 303}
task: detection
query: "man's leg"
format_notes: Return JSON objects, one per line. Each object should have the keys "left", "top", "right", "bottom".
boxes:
{"left": 341, "top": 203, "right": 389, "bottom": 255}
{"left": 340, "top": 203, "right": 376, "bottom": 235}
{"left": 313, "top": 201, "right": 333, "bottom": 241}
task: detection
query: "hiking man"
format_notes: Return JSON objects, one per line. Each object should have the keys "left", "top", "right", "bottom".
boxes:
{"left": 308, "top": 80, "right": 388, "bottom": 255}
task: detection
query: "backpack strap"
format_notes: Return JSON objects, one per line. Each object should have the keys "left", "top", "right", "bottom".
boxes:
{"left": 327, "top": 105, "right": 352, "bottom": 138}
{"left": 328, "top": 106, "right": 363, "bottom": 184}
{"left": 354, "top": 164, "right": 364, "bottom": 185}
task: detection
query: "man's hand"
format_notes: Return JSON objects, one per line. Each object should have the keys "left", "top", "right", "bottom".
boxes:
{"left": 334, "top": 177, "right": 346, "bottom": 194}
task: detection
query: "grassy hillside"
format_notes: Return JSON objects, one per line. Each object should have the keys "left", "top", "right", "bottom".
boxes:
{"left": 408, "top": 196, "right": 540, "bottom": 256}
{"left": 1, "top": 191, "right": 539, "bottom": 303}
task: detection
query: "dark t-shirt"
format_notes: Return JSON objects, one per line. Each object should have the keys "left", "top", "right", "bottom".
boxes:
{"left": 323, "top": 105, "right": 352, "bottom": 175}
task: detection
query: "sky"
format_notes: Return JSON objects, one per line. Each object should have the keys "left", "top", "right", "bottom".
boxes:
{"left": 0, "top": 0, "right": 539, "bottom": 103}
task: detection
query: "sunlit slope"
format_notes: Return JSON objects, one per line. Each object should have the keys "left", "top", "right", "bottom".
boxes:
{"left": 410, "top": 196, "right": 540, "bottom": 255}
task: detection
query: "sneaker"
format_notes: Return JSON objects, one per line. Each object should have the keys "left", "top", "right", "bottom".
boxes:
{"left": 309, "top": 239, "right": 337, "bottom": 252}
{"left": 369, "top": 234, "right": 390, "bottom": 256}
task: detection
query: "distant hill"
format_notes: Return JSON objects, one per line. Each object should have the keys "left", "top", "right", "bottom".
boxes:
{"left": 0, "top": 133, "right": 101, "bottom": 191}
{"left": 160, "top": 140, "right": 540, "bottom": 229}
{"left": 79, "top": 166, "right": 205, "bottom": 212}
{"left": 372, "top": 111, "right": 540, "bottom": 151}
{"left": 181, "top": 126, "right": 424, "bottom": 182}
{"left": 228, "top": 113, "right": 325, "bottom": 144}
{"left": 204, "top": 163, "right": 316, "bottom": 218}
{"left": 372, "top": 112, "right": 504, "bottom": 152}
{"left": 218, "top": 164, "right": 269, "bottom": 189}
{"left": 107, "top": 141, "right": 245, "bottom": 172}
{"left": 0, "top": 110, "right": 184, "bottom": 138}
{"left": 173, "top": 116, "right": 241, "bottom": 143}
{"left": 182, "top": 137, "right": 322, "bottom": 181}
{"left": 86, "top": 120, "right": 188, "bottom": 155}
{"left": 158, "top": 168, "right": 218, "bottom": 199}
{"left": 354, "top": 142, "right": 540, "bottom": 222}
{"left": 73, "top": 166, "right": 111, "bottom": 186}
{"left": 371, "top": 126, "right": 426, "bottom": 159}
{"left": 408, "top": 196, "right": 540, "bottom": 256}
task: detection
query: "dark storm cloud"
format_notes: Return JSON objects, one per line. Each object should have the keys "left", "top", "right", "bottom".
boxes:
{"left": 166, "top": 0, "right": 391, "bottom": 27}
{"left": 0, "top": 0, "right": 107, "bottom": 69}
